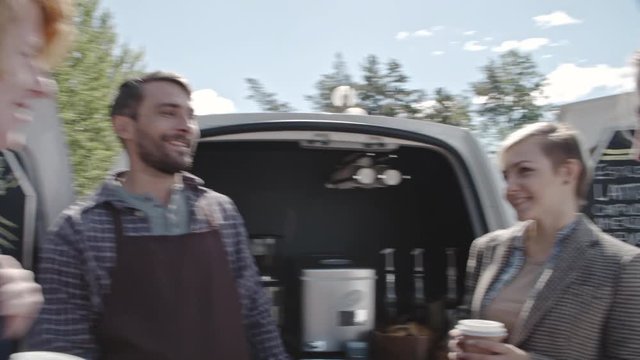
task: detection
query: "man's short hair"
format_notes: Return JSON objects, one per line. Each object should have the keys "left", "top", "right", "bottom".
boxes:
{"left": 500, "top": 122, "right": 592, "bottom": 202}
{"left": 110, "top": 71, "right": 192, "bottom": 119}
{"left": 0, "top": 0, "right": 75, "bottom": 74}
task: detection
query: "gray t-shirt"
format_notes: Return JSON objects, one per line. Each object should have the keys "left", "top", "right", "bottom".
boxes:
{"left": 108, "top": 181, "right": 190, "bottom": 235}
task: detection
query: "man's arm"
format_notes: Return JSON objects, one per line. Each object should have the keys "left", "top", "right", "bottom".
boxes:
{"left": 602, "top": 252, "right": 640, "bottom": 359}
{"left": 219, "top": 197, "right": 289, "bottom": 360}
{"left": 28, "top": 211, "right": 98, "bottom": 359}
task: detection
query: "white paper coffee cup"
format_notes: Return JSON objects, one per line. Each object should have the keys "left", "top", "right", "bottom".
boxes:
{"left": 455, "top": 319, "right": 508, "bottom": 354}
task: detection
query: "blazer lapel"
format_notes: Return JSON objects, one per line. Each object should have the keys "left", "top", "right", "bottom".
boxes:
{"left": 471, "top": 224, "right": 524, "bottom": 318}
{"left": 510, "top": 215, "right": 596, "bottom": 345}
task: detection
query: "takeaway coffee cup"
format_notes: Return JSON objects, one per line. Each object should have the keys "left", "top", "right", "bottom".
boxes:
{"left": 455, "top": 319, "right": 508, "bottom": 355}
{"left": 9, "top": 352, "right": 84, "bottom": 360}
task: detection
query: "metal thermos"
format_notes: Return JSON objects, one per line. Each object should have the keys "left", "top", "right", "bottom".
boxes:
{"left": 301, "top": 268, "right": 376, "bottom": 352}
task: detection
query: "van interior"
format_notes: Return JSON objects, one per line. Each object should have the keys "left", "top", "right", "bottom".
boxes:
{"left": 192, "top": 129, "right": 487, "bottom": 358}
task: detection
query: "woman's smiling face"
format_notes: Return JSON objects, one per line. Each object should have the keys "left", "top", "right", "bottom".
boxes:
{"left": 502, "top": 137, "right": 572, "bottom": 222}
{"left": 0, "top": 0, "right": 52, "bottom": 149}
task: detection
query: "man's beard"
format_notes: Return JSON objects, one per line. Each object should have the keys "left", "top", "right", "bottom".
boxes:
{"left": 135, "top": 129, "right": 195, "bottom": 175}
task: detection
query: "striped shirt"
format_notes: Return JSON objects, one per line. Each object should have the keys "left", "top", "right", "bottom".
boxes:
{"left": 28, "top": 172, "right": 289, "bottom": 360}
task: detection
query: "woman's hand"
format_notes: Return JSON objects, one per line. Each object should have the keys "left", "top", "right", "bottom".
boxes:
{"left": 448, "top": 329, "right": 530, "bottom": 360}
{"left": 0, "top": 255, "right": 43, "bottom": 339}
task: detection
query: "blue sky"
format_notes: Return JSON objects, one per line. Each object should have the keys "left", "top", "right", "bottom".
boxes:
{"left": 102, "top": 0, "right": 640, "bottom": 114}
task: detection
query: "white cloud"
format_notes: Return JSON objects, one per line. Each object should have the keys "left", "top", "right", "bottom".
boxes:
{"left": 541, "top": 54, "right": 553, "bottom": 59}
{"left": 550, "top": 40, "right": 570, "bottom": 47}
{"left": 431, "top": 25, "right": 445, "bottom": 31}
{"left": 463, "top": 30, "right": 477, "bottom": 36}
{"left": 396, "top": 30, "right": 434, "bottom": 40}
{"left": 463, "top": 41, "right": 487, "bottom": 52}
{"left": 432, "top": 50, "right": 445, "bottom": 56}
{"left": 472, "top": 96, "right": 488, "bottom": 105}
{"left": 533, "top": 11, "right": 582, "bottom": 29}
{"left": 191, "top": 89, "right": 236, "bottom": 115}
{"left": 414, "top": 29, "right": 433, "bottom": 37}
{"left": 540, "top": 63, "right": 635, "bottom": 104}
{"left": 395, "top": 31, "right": 411, "bottom": 40}
{"left": 484, "top": 37, "right": 494, "bottom": 41}
{"left": 549, "top": 39, "right": 570, "bottom": 47}
{"left": 415, "top": 100, "right": 438, "bottom": 116}
{"left": 492, "top": 37, "right": 550, "bottom": 52}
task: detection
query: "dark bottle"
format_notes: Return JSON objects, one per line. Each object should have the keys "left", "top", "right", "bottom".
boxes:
{"left": 445, "top": 247, "right": 459, "bottom": 327}
{"left": 379, "top": 248, "right": 398, "bottom": 325}
{"left": 410, "top": 248, "right": 428, "bottom": 325}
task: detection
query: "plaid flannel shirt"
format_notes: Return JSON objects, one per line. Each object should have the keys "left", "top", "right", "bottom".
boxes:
{"left": 29, "top": 172, "right": 289, "bottom": 360}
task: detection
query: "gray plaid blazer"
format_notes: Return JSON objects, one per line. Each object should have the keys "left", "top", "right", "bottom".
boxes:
{"left": 465, "top": 214, "right": 640, "bottom": 360}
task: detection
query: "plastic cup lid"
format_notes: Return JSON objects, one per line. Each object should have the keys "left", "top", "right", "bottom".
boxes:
{"left": 10, "top": 352, "right": 85, "bottom": 360}
{"left": 455, "top": 319, "right": 508, "bottom": 337}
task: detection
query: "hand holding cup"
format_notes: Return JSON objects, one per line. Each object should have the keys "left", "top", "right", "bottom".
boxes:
{"left": 448, "top": 320, "right": 529, "bottom": 360}
{"left": 0, "top": 255, "right": 43, "bottom": 339}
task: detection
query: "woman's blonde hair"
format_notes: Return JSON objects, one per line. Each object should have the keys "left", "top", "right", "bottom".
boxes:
{"left": 500, "top": 122, "right": 592, "bottom": 202}
{"left": 0, "top": 0, "right": 74, "bottom": 73}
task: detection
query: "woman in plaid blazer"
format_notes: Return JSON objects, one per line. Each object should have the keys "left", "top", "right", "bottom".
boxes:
{"left": 449, "top": 122, "right": 640, "bottom": 360}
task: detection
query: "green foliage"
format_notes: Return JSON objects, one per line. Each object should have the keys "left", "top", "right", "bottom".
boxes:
{"left": 245, "top": 51, "right": 549, "bottom": 143}
{"left": 357, "top": 56, "right": 427, "bottom": 118}
{"left": 305, "top": 53, "right": 355, "bottom": 113}
{"left": 422, "top": 88, "right": 471, "bottom": 127}
{"left": 300, "top": 53, "right": 430, "bottom": 118}
{"left": 245, "top": 78, "right": 295, "bottom": 112}
{"left": 471, "top": 50, "right": 547, "bottom": 140}
{"left": 54, "top": 0, "right": 144, "bottom": 196}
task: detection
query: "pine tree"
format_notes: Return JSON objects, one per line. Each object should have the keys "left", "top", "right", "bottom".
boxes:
{"left": 472, "top": 50, "right": 546, "bottom": 140}
{"left": 305, "top": 53, "right": 355, "bottom": 113}
{"left": 245, "top": 78, "right": 295, "bottom": 112}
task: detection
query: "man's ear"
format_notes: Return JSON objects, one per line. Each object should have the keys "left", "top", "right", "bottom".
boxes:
{"left": 113, "top": 115, "right": 134, "bottom": 142}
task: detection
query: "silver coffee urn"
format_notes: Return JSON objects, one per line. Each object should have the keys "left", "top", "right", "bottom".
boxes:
{"left": 300, "top": 268, "right": 376, "bottom": 353}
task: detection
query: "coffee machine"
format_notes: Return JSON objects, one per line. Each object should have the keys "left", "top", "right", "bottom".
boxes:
{"left": 300, "top": 268, "right": 376, "bottom": 353}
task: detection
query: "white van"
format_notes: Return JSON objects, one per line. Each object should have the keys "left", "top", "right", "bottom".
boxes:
{"left": 192, "top": 112, "right": 514, "bottom": 357}
{"left": 6, "top": 108, "right": 514, "bottom": 357}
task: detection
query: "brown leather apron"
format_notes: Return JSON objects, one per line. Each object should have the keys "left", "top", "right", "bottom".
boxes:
{"left": 96, "top": 205, "right": 250, "bottom": 360}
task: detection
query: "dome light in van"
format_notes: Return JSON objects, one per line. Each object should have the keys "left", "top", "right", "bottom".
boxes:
{"left": 299, "top": 133, "right": 398, "bottom": 151}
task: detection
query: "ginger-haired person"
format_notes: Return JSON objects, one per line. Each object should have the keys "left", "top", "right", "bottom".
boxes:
{"left": 0, "top": 0, "right": 73, "bottom": 342}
